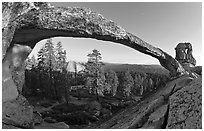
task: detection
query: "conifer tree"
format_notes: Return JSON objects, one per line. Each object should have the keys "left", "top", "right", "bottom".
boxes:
{"left": 37, "top": 47, "right": 47, "bottom": 71}
{"left": 36, "top": 39, "right": 57, "bottom": 99}
{"left": 122, "top": 70, "right": 134, "bottom": 97}
{"left": 105, "top": 69, "right": 119, "bottom": 96}
{"left": 85, "top": 49, "right": 106, "bottom": 97}
{"left": 44, "top": 38, "right": 56, "bottom": 71}
{"left": 56, "top": 41, "right": 67, "bottom": 72}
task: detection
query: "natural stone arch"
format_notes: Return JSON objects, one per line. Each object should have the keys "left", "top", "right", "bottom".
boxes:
{"left": 3, "top": 2, "right": 189, "bottom": 101}
{"left": 2, "top": 2, "right": 191, "bottom": 128}
{"left": 3, "top": 2, "right": 186, "bottom": 75}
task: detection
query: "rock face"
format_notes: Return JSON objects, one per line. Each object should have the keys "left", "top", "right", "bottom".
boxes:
{"left": 167, "top": 77, "right": 202, "bottom": 129}
{"left": 2, "top": 44, "right": 31, "bottom": 102}
{"left": 2, "top": 95, "right": 33, "bottom": 128}
{"left": 2, "top": 2, "right": 201, "bottom": 129}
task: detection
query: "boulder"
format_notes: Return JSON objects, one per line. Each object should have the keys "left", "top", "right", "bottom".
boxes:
{"left": 2, "top": 95, "right": 33, "bottom": 128}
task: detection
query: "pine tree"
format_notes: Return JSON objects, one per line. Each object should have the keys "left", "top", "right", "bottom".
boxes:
{"left": 36, "top": 47, "right": 47, "bottom": 97}
{"left": 44, "top": 38, "right": 56, "bottom": 71}
{"left": 37, "top": 47, "right": 47, "bottom": 71}
{"left": 134, "top": 72, "right": 147, "bottom": 95}
{"left": 105, "top": 69, "right": 119, "bottom": 96}
{"left": 55, "top": 41, "right": 68, "bottom": 100}
{"left": 122, "top": 70, "right": 134, "bottom": 97}
{"left": 44, "top": 39, "right": 57, "bottom": 99}
{"left": 87, "top": 49, "right": 102, "bottom": 64}
{"left": 55, "top": 41, "right": 67, "bottom": 72}
{"left": 85, "top": 49, "right": 105, "bottom": 97}
{"left": 36, "top": 39, "right": 57, "bottom": 99}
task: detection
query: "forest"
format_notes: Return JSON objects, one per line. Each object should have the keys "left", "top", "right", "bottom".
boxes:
{"left": 23, "top": 38, "right": 170, "bottom": 128}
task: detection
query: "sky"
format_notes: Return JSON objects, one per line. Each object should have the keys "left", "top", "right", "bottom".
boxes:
{"left": 29, "top": 2, "right": 202, "bottom": 65}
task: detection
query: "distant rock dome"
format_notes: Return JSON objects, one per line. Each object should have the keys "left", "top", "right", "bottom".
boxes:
{"left": 66, "top": 61, "right": 85, "bottom": 73}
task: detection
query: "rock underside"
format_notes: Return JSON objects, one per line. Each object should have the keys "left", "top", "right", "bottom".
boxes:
{"left": 2, "top": 2, "right": 202, "bottom": 129}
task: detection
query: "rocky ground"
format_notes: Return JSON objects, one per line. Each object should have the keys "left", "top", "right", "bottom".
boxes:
{"left": 26, "top": 93, "right": 141, "bottom": 129}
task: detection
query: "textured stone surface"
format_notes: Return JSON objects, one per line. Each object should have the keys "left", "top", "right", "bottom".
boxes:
{"left": 34, "top": 122, "right": 69, "bottom": 129}
{"left": 2, "top": 95, "right": 33, "bottom": 128}
{"left": 141, "top": 104, "right": 168, "bottom": 129}
{"left": 2, "top": 2, "right": 36, "bottom": 59}
{"left": 167, "top": 77, "right": 202, "bottom": 129}
{"left": 185, "top": 66, "right": 202, "bottom": 76}
{"left": 175, "top": 42, "right": 196, "bottom": 67}
{"left": 2, "top": 44, "right": 31, "bottom": 128}
{"left": 2, "top": 123, "right": 21, "bottom": 129}
{"left": 2, "top": 44, "right": 31, "bottom": 102}
{"left": 2, "top": 73, "right": 18, "bottom": 102}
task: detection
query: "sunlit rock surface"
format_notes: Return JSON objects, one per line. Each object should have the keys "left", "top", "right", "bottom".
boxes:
{"left": 67, "top": 61, "right": 85, "bottom": 73}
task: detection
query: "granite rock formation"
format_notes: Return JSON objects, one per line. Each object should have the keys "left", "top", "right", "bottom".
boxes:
{"left": 175, "top": 42, "right": 196, "bottom": 68}
{"left": 167, "top": 77, "right": 202, "bottom": 128}
{"left": 3, "top": 2, "right": 187, "bottom": 77}
{"left": 2, "top": 2, "right": 201, "bottom": 129}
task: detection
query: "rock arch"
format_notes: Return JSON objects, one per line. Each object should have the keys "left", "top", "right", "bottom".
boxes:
{"left": 3, "top": 2, "right": 186, "bottom": 74}
{"left": 3, "top": 1, "right": 188, "bottom": 100}
{"left": 2, "top": 2, "right": 188, "bottom": 128}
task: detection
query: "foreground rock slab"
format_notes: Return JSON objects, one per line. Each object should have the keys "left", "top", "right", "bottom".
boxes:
{"left": 34, "top": 122, "right": 69, "bottom": 129}
{"left": 167, "top": 77, "right": 202, "bottom": 129}
{"left": 2, "top": 96, "right": 33, "bottom": 128}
